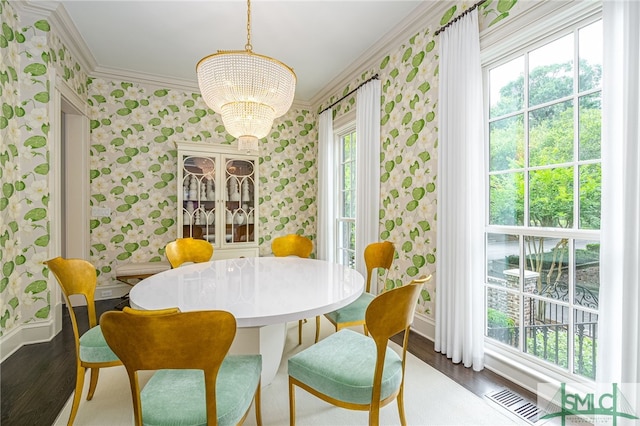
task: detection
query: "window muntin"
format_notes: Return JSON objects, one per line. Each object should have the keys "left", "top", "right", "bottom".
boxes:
{"left": 485, "top": 19, "right": 601, "bottom": 380}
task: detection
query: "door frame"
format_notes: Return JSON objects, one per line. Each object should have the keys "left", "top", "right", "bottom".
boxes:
{"left": 49, "top": 72, "right": 91, "bottom": 330}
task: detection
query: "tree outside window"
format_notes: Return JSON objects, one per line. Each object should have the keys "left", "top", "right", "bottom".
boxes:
{"left": 485, "top": 20, "right": 601, "bottom": 380}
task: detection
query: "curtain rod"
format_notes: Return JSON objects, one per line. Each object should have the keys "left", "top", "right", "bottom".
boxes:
{"left": 434, "top": 0, "right": 486, "bottom": 36}
{"left": 318, "top": 74, "right": 379, "bottom": 115}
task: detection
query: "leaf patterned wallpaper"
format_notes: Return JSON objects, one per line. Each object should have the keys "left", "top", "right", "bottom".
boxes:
{"left": 316, "top": 0, "right": 520, "bottom": 315}
{"left": 86, "top": 78, "right": 317, "bottom": 276}
{"left": 0, "top": 0, "right": 519, "bottom": 337}
{"left": 1, "top": 0, "right": 90, "bottom": 335}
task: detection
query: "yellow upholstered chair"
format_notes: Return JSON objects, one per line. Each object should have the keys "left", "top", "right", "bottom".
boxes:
{"left": 44, "top": 257, "right": 122, "bottom": 426}
{"left": 288, "top": 275, "right": 431, "bottom": 426}
{"left": 271, "top": 234, "right": 313, "bottom": 258}
{"left": 271, "top": 234, "right": 313, "bottom": 345}
{"left": 164, "top": 237, "right": 214, "bottom": 268}
{"left": 101, "top": 308, "right": 262, "bottom": 426}
{"left": 317, "top": 241, "right": 395, "bottom": 342}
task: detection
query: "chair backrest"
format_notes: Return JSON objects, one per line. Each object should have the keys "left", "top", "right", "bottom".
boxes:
{"left": 364, "top": 241, "right": 395, "bottom": 293}
{"left": 271, "top": 234, "right": 313, "bottom": 258}
{"left": 45, "top": 257, "right": 99, "bottom": 349}
{"left": 100, "top": 308, "right": 235, "bottom": 425}
{"left": 165, "top": 237, "right": 214, "bottom": 268}
{"left": 364, "top": 275, "right": 431, "bottom": 413}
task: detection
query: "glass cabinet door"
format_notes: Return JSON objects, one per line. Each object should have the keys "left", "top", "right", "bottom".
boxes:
{"left": 182, "top": 155, "right": 217, "bottom": 243}
{"left": 224, "top": 157, "right": 256, "bottom": 245}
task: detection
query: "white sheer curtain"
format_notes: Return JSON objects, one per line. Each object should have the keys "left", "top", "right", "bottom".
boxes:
{"left": 597, "top": 1, "right": 640, "bottom": 386}
{"left": 317, "top": 109, "right": 334, "bottom": 262}
{"left": 355, "top": 80, "right": 381, "bottom": 279}
{"left": 434, "top": 9, "right": 485, "bottom": 371}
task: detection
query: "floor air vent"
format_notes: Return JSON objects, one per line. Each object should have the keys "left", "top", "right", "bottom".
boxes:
{"left": 485, "top": 388, "right": 546, "bottom": 424}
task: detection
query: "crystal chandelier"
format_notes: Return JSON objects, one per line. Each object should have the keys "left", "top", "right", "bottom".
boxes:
{"left": 196, "top": 0, "right": 296, "bottom": 152}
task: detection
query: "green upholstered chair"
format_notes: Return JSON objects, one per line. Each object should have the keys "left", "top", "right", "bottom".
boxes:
{"left": 164, "top": 237, "right": 214, "bottom": 268}
{"left": 271, "top": 234, "right": 314, "bottom": 345}
{"left": 44, "top": 257, "right": 122, "bottom": 426}
{"left": 101, "top": 307, "right": 262, "bottom": 426}
{"left": 288, "top": 275, "right": 431, "bottom": 426}
{"left": 317, "top": 241, "right": 395, "bottom": 343}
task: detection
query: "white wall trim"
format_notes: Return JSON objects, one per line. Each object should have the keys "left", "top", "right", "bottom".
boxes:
{"left": 480, "top": 0, "right": 602, "bottom": 66}
{"left": 474, "top": 0, "right": 603, "bottom": 394}
{"left": 49, "top": 69, "right": 63, "bottom": 262}
{"left": 15, "top": 0, "right": 96, "bottom": 74}
{"left": 52, "top": 73, "right": 90, "bottom": 262}
{"left": 410, "top": 312, "right": 587, "bottom": 394}
{"left": 37, "top": 71, "right": 91, "bottom": 348}
{"left": 483, "top": 341, "right": 593, "bottom": 393}
{"left": 412, "top": 312, "right": 435, "bottom": 341}
{"left": 56, "top": 76, "right": 89, "bottom": 117}
{"left": 17, "top": 0, "right": 448, "bottom": 110}
{"left": 47, "top": 69, "right": 65, "bottom": 348}
{"left": 0, "top": 318, "right": 58, "bottom": 363}
{"left": 91, "top": 66, "right": 200, "bottom": 93}
{"left": 94, "top": 282, "right": 132, "bottom": 301}
{"left": 309, "top": 1, "right": 450, "bottom": 109}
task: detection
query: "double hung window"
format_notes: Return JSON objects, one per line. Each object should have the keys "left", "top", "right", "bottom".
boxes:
{"left": 335, "top": 124, "right": 356, "bottom": 268}
{"left": 484, "top": 18, "right": 602, "bottom": 380}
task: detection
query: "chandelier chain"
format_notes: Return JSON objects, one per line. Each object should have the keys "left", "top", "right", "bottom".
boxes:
{"left": 245, "top": 0, "right": 252, "bottom": 51}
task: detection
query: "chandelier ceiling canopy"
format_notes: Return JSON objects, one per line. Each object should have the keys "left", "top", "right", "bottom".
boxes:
{"left": 196, "top": 0, "right": 296, "bottom": 152}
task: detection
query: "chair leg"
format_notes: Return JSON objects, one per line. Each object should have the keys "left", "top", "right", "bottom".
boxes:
{"left": 314, "top": 316, "right": 320, "bottom": 343}
{"left": 298, "top": 320, "right": 303, "bottom": 345}
{"left": 397, "top": 389, "right": 407, "bottom": 426}
{"left": 86, "top": 367, "right": 100, "bottom": 400}
{"left": 369, "top": 406, "right": 380, "bottom": 426}
{"left": 254, "top": 380, "right": 263, "bottom": 426}
{"left": 68, "top": 365, "right": 85, "bottom": 426}
{"left": 288, "top": 378, "right": 296, "bottom": 426}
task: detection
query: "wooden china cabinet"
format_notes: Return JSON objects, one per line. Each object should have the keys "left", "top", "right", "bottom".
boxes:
{"left": 176, "top": 141, "right": 258, "bottom": 259}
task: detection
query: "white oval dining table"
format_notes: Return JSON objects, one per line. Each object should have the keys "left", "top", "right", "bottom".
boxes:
{"left": 129, "top": 256, "right": 364, "bottom": 385}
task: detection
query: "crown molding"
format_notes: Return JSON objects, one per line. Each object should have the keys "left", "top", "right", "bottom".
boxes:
{"left": 14, "top": 0, "right": 447, "bottom": 111}
{"left": 92, "top": 65, "right": 313, "bottom": 113}
{"left": 91, "top": 66, "right": 200, "bottom": 93}
{"left": 309, "top": 1, "right": 451, "bottom": 110}
{"left": 291, "top": 99, "right": 312, "bottom": 112}
{"left": 15, "top": 1, "right": 97, "bottom": 77}
{"left": 16, "top": 0, "right": 201, "bottom": 94}
{"left": 12, "top": 0, "right": 57, "bottom": 17}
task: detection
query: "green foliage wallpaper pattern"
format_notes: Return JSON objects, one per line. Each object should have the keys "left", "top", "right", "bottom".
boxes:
{"left": 1, "top": 0, "right": 519, "bottom": 335}
{"left": 315, "top": 0, "right": 519, "bottom": 315}
{"left": 86, "top": 78, "right": 316, "bottom": 277}
{"left": 0, "top": 0, "right": 24, "bottom": 335}
{"left": 0, "top": 0, "right": 90, "bottom": 336}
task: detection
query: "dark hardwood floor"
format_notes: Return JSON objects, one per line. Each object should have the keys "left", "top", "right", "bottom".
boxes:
{"left": 392, "top": 331, "right": 536, "bottom": 401}
{"left": 1, "top": 299, "right": 118, "bottom": 426}
{"left": 2, "top": 299, "right": 534, "bottom": 425}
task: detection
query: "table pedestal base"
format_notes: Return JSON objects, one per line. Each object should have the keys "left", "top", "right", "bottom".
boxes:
{"left": 229, "top": 323, "right": 287, "bottom": 386}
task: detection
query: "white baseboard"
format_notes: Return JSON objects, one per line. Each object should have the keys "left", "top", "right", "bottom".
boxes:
{"left": 412, "top": 312, "right": 435, "bottom": 341}
{"left": 68, "top": 282, "right": 131, "bottom": 306}
{"left": 410, "top": 313, "right": 563, "bottom": 395}
{"left": 484, "top": 350, "right": 543, "bottom": 394}
{"left": 0, "top": 285, "right": 130, "bottom": 363}
{"left": 95, "top": 282, "right": 131, "bottom": 301}
{"left": 0, "top": 302, "right": 62, "bottom": 363}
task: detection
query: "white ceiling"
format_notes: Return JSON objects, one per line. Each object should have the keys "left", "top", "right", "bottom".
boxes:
{"left": 41, "top": 0, "right": 431, "bottom": 104}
